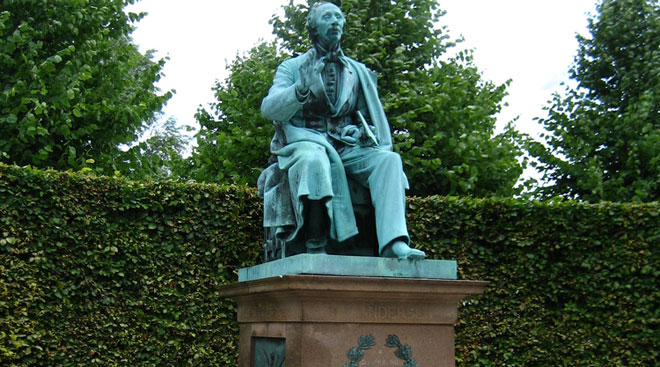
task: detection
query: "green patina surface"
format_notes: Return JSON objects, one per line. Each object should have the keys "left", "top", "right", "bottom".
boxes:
{"left": 238, "top": 254, "right": 457, "bottom": 282}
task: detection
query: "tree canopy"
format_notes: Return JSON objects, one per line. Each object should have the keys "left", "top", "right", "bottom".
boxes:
{"left": 122, "top": 117, "right": 192, "bottom": 181}
{"left": 0, "top": 0, "right": 172, "bottom": 173}
{"left": 192, "top": 0, "right": 525, "bottom": 197}
{"left": 192, "top": 42, "right": 287, "bottom": 184}
{"left": 528, "top": 0, "right": 660, "bottom": 202}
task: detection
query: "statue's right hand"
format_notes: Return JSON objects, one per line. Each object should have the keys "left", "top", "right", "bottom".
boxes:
{"left": 298, "top": 50, "right": 324, "bottom": 93}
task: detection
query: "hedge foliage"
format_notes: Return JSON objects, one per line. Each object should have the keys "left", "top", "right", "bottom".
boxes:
{"left": 1, "top": 164, "right": 658, "bottom": 366}
{"left": 408, "top": 196, "right": 659, "bottom": 366}
{"left": 0, "top": 164, "right": 261, "bottom": 366}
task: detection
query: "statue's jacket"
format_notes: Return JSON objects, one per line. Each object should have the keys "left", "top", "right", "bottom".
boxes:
{"left": 259, "top": 49, "right": 402, "bottom": 244}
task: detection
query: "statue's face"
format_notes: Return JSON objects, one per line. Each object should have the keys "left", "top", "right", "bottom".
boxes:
{"left": 315, "top": 3, "right": 345, "bottom": 47}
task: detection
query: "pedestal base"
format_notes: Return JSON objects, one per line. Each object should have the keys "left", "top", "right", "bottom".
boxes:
{"left": 239, "top": 254, "right": 458, "bottom": 281}
{"left": 220, "top": 274, "right": 487, "bottom": 367}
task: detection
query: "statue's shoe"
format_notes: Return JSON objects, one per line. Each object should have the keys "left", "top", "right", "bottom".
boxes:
{"left": 382, "top": 241, "right": 426, "bottom": 260}
{"left": 306, "top": 238, "right": 327, "bottom": 254}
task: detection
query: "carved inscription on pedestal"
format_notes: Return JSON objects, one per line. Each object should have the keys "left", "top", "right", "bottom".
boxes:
{"left": 360, "top": 303, "right": 430, "bottom": 322}
{"left": 242, "top": 300, "right": 285, "bottom": 321}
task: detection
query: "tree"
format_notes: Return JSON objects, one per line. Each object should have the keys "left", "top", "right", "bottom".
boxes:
{"left": 193, "top": 0, "right": 524, "bottom": 197}
{"left": 191, "top": 42, "right": 288, "bottom": 184}
{"left": 121, "top": 117, "right": 192, "bottom": 180}
{"left": 528, "top": 0, "right": 660, "bottom": 202}
{"left": 0, "top": 0, "right": 172, "bottom": 173}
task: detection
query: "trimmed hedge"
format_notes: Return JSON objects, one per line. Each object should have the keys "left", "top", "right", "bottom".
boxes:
{"left": 408, "top": 197, "right": 659, "bottom": 366}
{"left": 1, "top": 164, "right": 658, "bottom": 366}
{"left": 1, "top": 164, "right": 261, "bottom": 366}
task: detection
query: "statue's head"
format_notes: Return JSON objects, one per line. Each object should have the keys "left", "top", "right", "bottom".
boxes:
{"left": 307, "top": 2, "right": 345, "bottom": 48}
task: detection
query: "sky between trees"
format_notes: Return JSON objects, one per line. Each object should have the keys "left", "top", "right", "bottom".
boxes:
{"left": 127, "top": 0, "right": 598, "bottom": 142}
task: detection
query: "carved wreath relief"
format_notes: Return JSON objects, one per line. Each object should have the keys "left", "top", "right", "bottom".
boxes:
{"left": 385, "top": 335, "right": 419, "bottom": 367}
{"left": 345, "top": 334, "right": 418, "bottom": 367}
{"left": 345, "top": 334, "right": 376, "bottom": 367}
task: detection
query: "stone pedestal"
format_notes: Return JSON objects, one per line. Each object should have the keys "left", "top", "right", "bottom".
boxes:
{"left": 220, "top": 263, "right": 487, "bottom": 367}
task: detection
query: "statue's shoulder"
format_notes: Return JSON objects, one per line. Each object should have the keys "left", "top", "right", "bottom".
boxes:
{"left": 345, "top": 55, "right": 363, "bottom": 66}
{"left": 344, "top": 56, "right": 378, "bottom": 83}
{"left": 280, "top": 51, "right": 312, "bottom": 68}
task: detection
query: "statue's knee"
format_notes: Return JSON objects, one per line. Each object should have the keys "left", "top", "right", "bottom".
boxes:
{"left": 299, "top": 144, "right": 330, "bottom": 167}
{"left": 382, "top": 151, "right": 403, "bottom": 170}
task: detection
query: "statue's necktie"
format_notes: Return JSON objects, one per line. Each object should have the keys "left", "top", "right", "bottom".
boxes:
{"left": 324, "top": 61, "right": 338, "bottom": 105}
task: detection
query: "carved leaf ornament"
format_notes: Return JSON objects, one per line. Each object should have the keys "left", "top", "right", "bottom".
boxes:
{"left": 345, "top": 334, "right": 376, "bottom": 367}
{"left": 345, "top": 334, "right": 418, "bottom": 367}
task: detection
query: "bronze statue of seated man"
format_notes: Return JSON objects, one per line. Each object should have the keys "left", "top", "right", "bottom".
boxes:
{"left": 258, "top": 2, "right": 425, "bottom": 260}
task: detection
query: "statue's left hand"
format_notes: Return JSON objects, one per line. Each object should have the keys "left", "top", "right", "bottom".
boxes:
{"left": 339, "top": 125, "right": 360, "bottom": 145}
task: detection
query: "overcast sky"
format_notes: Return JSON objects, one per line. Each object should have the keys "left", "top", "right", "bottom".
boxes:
{"left": 127, "top": 0, "right": 598, "bottom": 140}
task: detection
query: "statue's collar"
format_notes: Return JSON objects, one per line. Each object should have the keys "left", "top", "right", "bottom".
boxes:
{"left": 314, "top": 43, "right": 345, "bottom": 63}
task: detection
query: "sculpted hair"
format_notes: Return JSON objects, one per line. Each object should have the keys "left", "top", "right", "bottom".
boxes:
{"left": 307, "top": 1, "right": 344, "bottom": 44}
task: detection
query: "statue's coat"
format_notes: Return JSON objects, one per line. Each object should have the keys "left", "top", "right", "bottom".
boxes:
{"left": 259, "top": 49, "right": 402, "bottom": 244}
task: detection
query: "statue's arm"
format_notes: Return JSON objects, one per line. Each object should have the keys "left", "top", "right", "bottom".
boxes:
{"left": 261, "top": 60, "right": 305, "bottom": 122}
